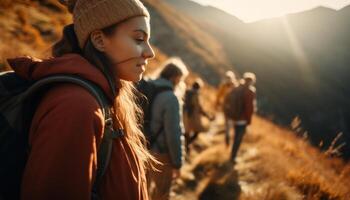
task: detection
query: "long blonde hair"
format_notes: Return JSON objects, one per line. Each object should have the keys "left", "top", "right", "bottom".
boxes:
{"left": 52, "top": 23, "right": 156, "bottom": 170}
{"left": 114, "top": 81, "right": 155, "bottom": 168}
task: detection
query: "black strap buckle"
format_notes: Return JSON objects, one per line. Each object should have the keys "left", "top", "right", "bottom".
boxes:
{"left": 105, "top": 118, "right": 124, "bottom": 139}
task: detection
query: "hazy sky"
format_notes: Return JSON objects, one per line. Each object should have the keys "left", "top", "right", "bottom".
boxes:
{"left": 190, "top": 0, "right": 350, "bottom": 22}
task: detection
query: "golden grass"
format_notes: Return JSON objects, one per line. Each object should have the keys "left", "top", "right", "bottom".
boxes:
{"left": 171, "top": 115, "right": 350, "bottom": 200}
{"left": 0, "top": 1, "right": 70, "bottom": 71}
{"left": 250, "top": 117, "right": 350, "bottom": 199}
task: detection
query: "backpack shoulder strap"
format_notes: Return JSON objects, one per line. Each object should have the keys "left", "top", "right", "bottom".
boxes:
{"left": 23, "top": 75, "right": 123, "bottom": 200}
{"left": 23, "top": 75, "right": 109, "bottom": 117}
{"left": 147, "top": 85, "right": 174, "bottom": 148}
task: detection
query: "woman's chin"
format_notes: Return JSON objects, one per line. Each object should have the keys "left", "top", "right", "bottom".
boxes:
{"left": 120, "top": 74, "right": 143, "bottom": 82}
{"left": 137, "top": 74, "right": 144, "bottom": 82}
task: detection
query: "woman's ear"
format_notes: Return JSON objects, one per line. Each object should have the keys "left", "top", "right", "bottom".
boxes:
{"left": 90, "top": 30, "right": 106, "bottom": 52}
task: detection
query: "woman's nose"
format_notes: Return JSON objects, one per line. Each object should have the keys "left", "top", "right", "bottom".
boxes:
{"left": 143, "top": 42, "right": 155, "bottom": 59}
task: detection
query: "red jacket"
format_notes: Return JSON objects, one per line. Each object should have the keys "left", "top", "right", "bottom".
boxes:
{"left": 8, "top": 54, "right": 148, "bottom": 200}
{"left": 239, "top": 85, "right": 256, "bottom": 125}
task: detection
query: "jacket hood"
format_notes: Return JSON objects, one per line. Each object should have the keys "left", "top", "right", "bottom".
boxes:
{"left": 7, "top": 53, "right": 114, "bottom": 100}
{"left": 152, "top": 78, "right": 174, "bottom": 89}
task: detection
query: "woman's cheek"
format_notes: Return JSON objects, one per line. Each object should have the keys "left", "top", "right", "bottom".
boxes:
{"left": 118, "top": 38, "right": 143, "bottom": 61}
{"left": 127, "top": 41, "right": 143, "bottom": 59}
{"left": 105, "top": 36, "right": 133, "bottom": 63}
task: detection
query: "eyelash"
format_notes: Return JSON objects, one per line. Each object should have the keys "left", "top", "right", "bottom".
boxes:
{"left": 135, "top": 38, "right": 144, "bottom": 44}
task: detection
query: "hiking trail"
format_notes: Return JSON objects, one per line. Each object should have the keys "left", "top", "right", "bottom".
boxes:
{"left": 170, "top": 113, "right": 350, "bottom": 200}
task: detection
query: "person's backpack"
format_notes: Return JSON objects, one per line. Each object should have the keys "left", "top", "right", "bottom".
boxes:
{"left": 0, "top": 71, "right": 123, "bottom": 200}
{"left": 223, "top": 85, "right": 245, "bottom": 120}
{"left": 183, "top": 89, "right": 196, "bottom": 117}
{"left": 136, "top": 78, "right": 172, "bottom": 148}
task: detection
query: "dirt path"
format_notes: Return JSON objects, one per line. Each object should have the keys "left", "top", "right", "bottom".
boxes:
{"left": 169, "top": 114, "right": 350, "bottom": 200}
{"left": 170, "top": 113, "right": 270, "bottom": 200}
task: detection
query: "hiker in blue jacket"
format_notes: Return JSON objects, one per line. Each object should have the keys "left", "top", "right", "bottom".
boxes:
{"left": 147, "top": 57, "right": 188, "bottom": 200}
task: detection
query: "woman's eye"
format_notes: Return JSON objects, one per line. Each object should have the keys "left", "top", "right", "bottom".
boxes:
{"left": 135, "top": 38, "right": 144, "bottom": 44}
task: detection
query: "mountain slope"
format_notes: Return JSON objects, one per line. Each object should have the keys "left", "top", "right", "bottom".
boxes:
{"left": 144, "top": 0, "right": 231, "bottom": 84}
{"left": 171, "top": 115, "right": 350, "bottom": 200}
{"left": 161, "top": 0, "right": 350, "bottom": 159}
{"left": 0, "top": 0, "right": 70, "bottom": 69}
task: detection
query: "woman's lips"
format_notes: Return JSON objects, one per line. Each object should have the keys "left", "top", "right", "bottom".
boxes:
{"left": 137, "top": 62, "right": 146, "bottom": 68}
{"left": 137, "top": 64, "right": 146, "bottom": 72}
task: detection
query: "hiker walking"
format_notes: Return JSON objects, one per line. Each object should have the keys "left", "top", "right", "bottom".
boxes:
{"left": 183, "top": 79, "right": 213, "bottom": 152}
{"left": 147, "top": 58, "right": 188, "bottom": 200}
{"left": 223, "top": 72, "right": 257, "bottom": 162}
{"left": 1, "top": 0, "right": 156, "bottom": 199}
{"left": 217, "top": 71, "right": 239, "bottom": 145}
{"left": 215, "top": 70, "right": 237, "bottom": 111}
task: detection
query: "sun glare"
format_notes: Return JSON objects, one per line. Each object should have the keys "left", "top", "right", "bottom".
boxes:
{"left": 226, "top": 1, "right": 288, "bottom": 22}
{"left": 191, "top": 0, "right": 350, "bottom": 22}
{"left": 280, "top": 16, "right": 317, "bottom": 86}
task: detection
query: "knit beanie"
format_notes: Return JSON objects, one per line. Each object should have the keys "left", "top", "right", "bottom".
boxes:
{"left": 59, "top": 0, "right": 150, "bottom": 48}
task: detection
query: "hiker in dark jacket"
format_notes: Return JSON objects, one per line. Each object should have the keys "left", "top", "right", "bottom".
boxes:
{"left": 147, "top": 58, "right": 188, "bottom": 200}
{"left": 218, "top": 71, "right": 239, "bottom": 145}
{"left": 224, "top": 72, "right": 257, "bottom": 162}
{"left": 5, "top": 0, "right": 157, "bottom": 199}
{"left": 183, "top": 79, "right": 212, "bottom": 152}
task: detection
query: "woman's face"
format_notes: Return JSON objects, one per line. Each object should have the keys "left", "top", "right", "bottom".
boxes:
{"left": 102, "top": 16, "right": 155, "bottom": 82}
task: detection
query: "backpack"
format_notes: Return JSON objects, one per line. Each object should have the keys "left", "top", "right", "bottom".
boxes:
{"left": 0, "top": 71, "right": 123, "bottom": 200}
{"left": 183, "top": 89, "right": 196, "bottom": 117}
{"left": 136, "top": 78, "right": 172, "bottom": 148}
{"left": 223, "top": 85, "right": 245, "bottom": 120}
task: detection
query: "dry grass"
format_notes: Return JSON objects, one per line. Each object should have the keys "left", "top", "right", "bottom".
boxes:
{"left": 0, "top": 1, "right": 70, "bottom": 71}
{"left": 168, "top": 79, "right": 350, "bottom": 200}
{"left": 249, "top": 117, "right": 350, "bottom": 199}
{"left": 171, "top": 114, "right": 350, "bottom": 200}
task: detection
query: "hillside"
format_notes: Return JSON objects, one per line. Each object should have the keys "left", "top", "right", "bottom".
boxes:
{"left": 162, "top": 0, "right": 350, "bottom": 159}
{"left": 144, "top": 0, "right": 231, "bottom": 84}
{"left": 0, "top": 0, "right": 168, "bottom": 72}
{"left": 0, "top": 0, "right": 70, "bottom": 68}
{"left": 171, "top": 114, "right": 350, "bottom": 200}
{"left": 1, "top": 1, "right": 349, "bottom": 200}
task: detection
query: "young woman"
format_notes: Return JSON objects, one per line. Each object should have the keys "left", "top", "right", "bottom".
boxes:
{"left": 7, "top": 0, "right": 155, "bottom": 199}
